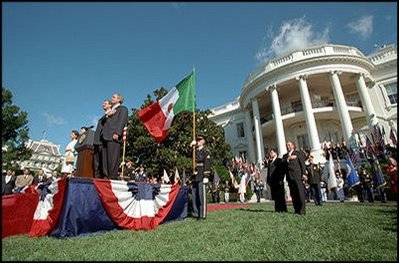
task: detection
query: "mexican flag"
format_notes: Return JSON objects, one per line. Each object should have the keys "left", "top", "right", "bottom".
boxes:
{"left": 138, "top": 71, "right": 195, "bottom": 142}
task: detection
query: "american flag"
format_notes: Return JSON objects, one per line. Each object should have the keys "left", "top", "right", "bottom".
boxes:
{"left": 373, "top": 124, "right": 383, "bottom": 146}
{"left": 390, "top": 128, "right": 397, "bottom": 147}
{"left": 373, "top": 124, "right": 387, "bottom": 156}
{"left": 122, "top": 126, "right": 127, "bottom": 142}
{"left": 381, "top": 125, "right": 387, "bottom": 143}
{"left": 212, "top": 171, "right": 220, "bottom": 191}
{"left": 365, "top": 135, "right": 375, "bottom": 157}
{"left": 348, "top": 148, "right": 357, "bottom": 168}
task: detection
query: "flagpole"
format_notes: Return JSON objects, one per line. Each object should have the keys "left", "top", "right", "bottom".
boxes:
{"left": 121, "top": 127, "right": 127, "bottom": 180}
{"left": 192, "top": 67, "right": 196, "bottom": 175}
{"left": 121, "top": 141, "right": 126, "bottom": 179}
{"left": 193, "top": 111, "right": 196, "bottom": 173}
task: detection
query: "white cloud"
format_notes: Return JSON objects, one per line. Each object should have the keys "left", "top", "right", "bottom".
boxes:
{"left": 42, "top": 112, "right": 66, "bottom": 126}
{"left": 256, "top": 17, "right": 330, "bottom": 63}
{"left": 171, "top": 3, "right": 185, "bottom": 9}
{"left": 347, "top": 15, "right": 373, "bottom": 39}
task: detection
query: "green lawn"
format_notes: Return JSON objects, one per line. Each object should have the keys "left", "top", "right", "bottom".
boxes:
{"left": 2, "top": 202, "right": 397, "bottom": 261}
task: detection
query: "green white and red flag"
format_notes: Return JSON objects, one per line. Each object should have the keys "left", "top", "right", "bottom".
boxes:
{"left": 138, "top": 71, "right": 195, "bottom": 142}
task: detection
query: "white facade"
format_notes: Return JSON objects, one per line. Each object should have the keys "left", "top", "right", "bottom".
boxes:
{"left": 209, "top": 44, "right": 397, "bottom": 166}
{"left": 19, "top": 139, "right": 63, "bottom": 171}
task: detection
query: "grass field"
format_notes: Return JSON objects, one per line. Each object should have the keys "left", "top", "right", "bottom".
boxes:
{"left": 2, "top": 202, "right": 397, "bottom": 261}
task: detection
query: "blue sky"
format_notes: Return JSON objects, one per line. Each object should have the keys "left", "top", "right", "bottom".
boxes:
{"left": 2, "top": 2, "right": 397, "bottom": 153}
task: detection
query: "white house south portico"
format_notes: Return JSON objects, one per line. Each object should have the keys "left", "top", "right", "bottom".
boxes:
{"left": 209, "top": 44, "right": 397, "bottom": 166}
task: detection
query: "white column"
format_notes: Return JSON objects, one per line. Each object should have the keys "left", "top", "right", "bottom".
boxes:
{"left": 251, "top": 98, "right": 265, "bottom": 167}
{"left": 269, "top": 84, "right": 287, "bottom": 157}
{"left": 329, "top": 71, "right": 354, "bottom": 142}
{"left": 355, "top": 73, "right": 378, "bottom": 127}
{"left": 244, "top": 110, "right": 256, "bottom": 163}
{"left": 296, "top": 75, "right": 325, "bottom": 163}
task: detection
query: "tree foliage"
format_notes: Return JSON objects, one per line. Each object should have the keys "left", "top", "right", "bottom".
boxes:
{"left": 2, "top": 87, "right": 32, "bottom": 170}
{"left": 125, "top": 87, "right": 232, "bottom": 179}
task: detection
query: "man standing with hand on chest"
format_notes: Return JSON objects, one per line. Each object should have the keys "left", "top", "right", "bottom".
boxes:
{"left": 282, "top": 140, "right": 307, "bottom": 215}
{"left": 101, "top": 93, "right": 128, "bottom": 180}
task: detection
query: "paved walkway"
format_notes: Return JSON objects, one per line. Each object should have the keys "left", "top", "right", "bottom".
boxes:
{"left": 207, "top": 202, "right": 255, "bottom": 211}
{"left": 207, "top": 199, "right": 396, "bottom": 211}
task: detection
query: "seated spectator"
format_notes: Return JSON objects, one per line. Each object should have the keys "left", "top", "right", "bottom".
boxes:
{"left": 50, "top": 170, "right": 60, "bottom": 181}
{"left": 33, "top": 169, "right": 47, "bottom": 185}
{"left": 386, "top": 156, "right": 397, "bottom": 201}
{"left": 123, "top": 159, "right": 136, "bottom": 180}
{"left": 149, "top": 175, "right": 158, "bottom": 184}
{"left": 223, "top": 180, "right": 230, "bottom": 203}
{"left": 14, "top": 168, "right": 34, "bottom": 189}
{"left": 135, "top": 165, "right": 148, "bottom": 183}
{"left": 2, "top": 169, "right": 17, "bottom": 195}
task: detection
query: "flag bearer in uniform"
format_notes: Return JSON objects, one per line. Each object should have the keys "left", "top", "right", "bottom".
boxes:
{"left": 190, "top": 135, "right": 211, "bottom": 220}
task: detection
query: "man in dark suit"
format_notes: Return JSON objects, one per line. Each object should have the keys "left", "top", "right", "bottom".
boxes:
{"left": 93, "top": 99, "right": 112, "bottom": 178}
{"left": 282, "top": 141, "right": 307, "bottom": 215}
{"left": 267, "top": 148, "right": 287, "bottom": 212}
{"left": 101, "top": 93, "right": 128, "bottom": 180}
{"left": 2, "top": 169, "right": 16, "bottom": 195}
{"left": 32, "top": 169, "right": 47, "bottom": 185}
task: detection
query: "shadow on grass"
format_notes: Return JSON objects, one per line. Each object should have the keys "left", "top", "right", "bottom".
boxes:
{"left": 236, "top": 208, "right": 276, "bottom": 213}
{"left": 375, "top": 206, "right": 397, "bottom": 233}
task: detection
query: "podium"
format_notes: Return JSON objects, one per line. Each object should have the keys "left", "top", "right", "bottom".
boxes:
{"left": 75, "top": 130, "right": 95, "bottom": 178}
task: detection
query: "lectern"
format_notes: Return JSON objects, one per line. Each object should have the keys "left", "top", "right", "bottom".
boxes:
{"left": 75, "top": 129, "right": 95, "bottom": 178}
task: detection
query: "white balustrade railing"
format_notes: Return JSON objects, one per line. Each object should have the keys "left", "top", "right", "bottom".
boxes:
{"left": 368, "top": 46, "right": 397, "bottom": 65}
{"left": 243, "top": 44, "right": 370, "bottom": 89}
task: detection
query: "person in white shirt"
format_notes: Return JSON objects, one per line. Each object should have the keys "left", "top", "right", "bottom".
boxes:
{"left": 238, "top": 171, "right": 249, "bottom": 203}
{"left": 336, "top": 172, "right": 345, "bottom": 202}
{"left": 2, "top": 169, "right": 17, "bottom": 195}
{"left": 61, "top": 130, "right": 79, "bottom": 176}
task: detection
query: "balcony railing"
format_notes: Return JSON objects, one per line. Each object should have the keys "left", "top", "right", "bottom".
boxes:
{"left": 244, "top": 44, "right": 368, "bottom": 88}
{"left": 260, "top": 99, "right": 362, "bottom": 125}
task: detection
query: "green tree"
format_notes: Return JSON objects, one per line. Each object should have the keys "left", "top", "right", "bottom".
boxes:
{"left": 125, "top": 87, "right": 232, "bottom": 179}
{"left": 2, "top": 87, "right": 32, "bottom": 170}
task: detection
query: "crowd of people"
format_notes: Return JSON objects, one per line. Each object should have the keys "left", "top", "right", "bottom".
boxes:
{"left": 3, "top": 95, "right": 397, "bottom": 220}
{"left": 206, "top": 138, "right": 397, "bottom": 214}
{"left": 2, "top": 167, "right": 63, "bottom": 195}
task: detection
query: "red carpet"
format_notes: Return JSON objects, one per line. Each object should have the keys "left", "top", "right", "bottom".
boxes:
{"left": 207, "top": 202, "right": 255, "bottom": 211}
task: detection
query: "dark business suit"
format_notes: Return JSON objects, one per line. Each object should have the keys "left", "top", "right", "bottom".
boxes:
{"left": 282, "top": 150, "right": 307, "bottom": 215}
{"left": 94, "top": 114, "right": 108, "bottom": 178}
{"left": 32, "top": 175, "right": 47, "bottom": 185}
{"left": 307, "top": 163, "right": 322, "bottom": 206}
{"left": 2, "top": 175, "right": 16, "bottom": 195}
{"left": 267, "top": 157, "right": 287, "bottom": 212}
{"left": 101, "top": 105, "right": 128, "bottom": 179}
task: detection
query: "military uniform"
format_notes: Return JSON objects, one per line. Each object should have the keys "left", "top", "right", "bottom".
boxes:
{"left": 191, "top": 144, "right": 211, "bottom": 220}
{"left": 253, "top": 179, "right": 264, "bottom": 203}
